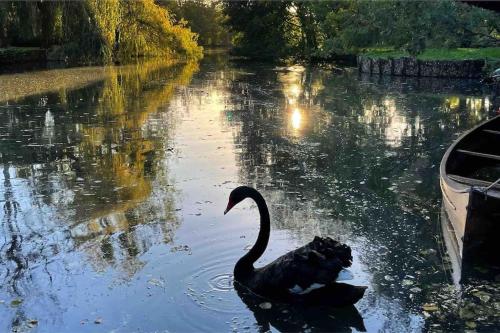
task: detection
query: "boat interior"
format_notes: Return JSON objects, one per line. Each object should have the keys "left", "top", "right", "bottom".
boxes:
{"left": 446, "top": 116, "right": 500, "bottom": 188}
{"left": 461, "top": 189, "right": 500, "bottom": 276}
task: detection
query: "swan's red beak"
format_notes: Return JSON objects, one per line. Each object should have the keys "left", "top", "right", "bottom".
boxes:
{"left": 224, "top": 199, "right": 234, "bottom": 215}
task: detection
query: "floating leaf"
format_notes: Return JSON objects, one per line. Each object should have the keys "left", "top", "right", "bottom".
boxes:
{"left": 10, "top": 299, "right": 23, "bottom": 307}
{"left": 473, "top": 291, "right": 491, "bottom": 303}
{"left": 170, "top": 245, "right": 191, "bottom": 252}
{"left": 259, "top": 302, "right": 272, "bottom": 310}
{"left": 459, "top": 305, "right": 476, "bottom": 320}
{"left": 402, "top": 279, "right": 414, "bottom": 286}
{"left": 465, "top": 321, "right": 477, "bottom": 329}
{"left": 422, "top": 303, "right": 438, "bottom": 312}
{"left": 148, "top": 278, "right": 164, "bottom": 287}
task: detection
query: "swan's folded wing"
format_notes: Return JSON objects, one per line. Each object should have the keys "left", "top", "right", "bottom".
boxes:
{"left": 255, "top": 237, "right": 353, "bottom": 295}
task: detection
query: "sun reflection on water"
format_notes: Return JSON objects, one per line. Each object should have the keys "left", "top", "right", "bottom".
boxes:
{"left": 291, "top": 108, "right": 302, "bottom": 131}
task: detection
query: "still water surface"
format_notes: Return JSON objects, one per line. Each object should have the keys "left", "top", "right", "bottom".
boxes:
{"left": 0, "top": 55, "right": 498, "bottom": 332}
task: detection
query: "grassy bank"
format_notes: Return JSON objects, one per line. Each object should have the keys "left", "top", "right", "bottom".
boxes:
{"left": 0, "top": 47, "right": 46, "bottom": 64}
{"left": 362, "top": 48, "right": 500, "bottom": 61}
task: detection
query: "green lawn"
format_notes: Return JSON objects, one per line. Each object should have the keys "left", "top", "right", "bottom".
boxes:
{"left": 362, "top": 47, "right": 500, "bottom": 60}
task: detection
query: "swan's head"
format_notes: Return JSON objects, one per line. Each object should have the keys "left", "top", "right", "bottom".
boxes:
{"left": 224, "top": 186, "right": 254, "bottom": 215}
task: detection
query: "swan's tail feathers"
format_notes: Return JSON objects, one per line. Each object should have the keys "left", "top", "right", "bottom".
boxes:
{"left": 301, "top": 283, "right": 367, "bottom": 307}
{"left": 309, "top": 236, "right": 353, "bottom": 268}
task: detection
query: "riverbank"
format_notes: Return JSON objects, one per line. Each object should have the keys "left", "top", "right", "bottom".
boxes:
{"left": 358, "top": 48, "right": 500, "bottom": 78}
{"left": 0, "top": 45, "right": 204, "bottom": 74}
{"left": 0, "top": 47, "right": 46, "bottom": 65}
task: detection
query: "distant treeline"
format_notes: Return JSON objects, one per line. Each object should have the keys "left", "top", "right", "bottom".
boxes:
{"left": 1, "top": 0, "right": 498, "bottom": 64}
{"left": 222, "top": 0, "right": 500, "bottom": 60}
{"left": 0, "top": 0, "right": 203, "bottom": 64}
{"left": 161, "top": 0, "right": 231, "bottom": 47}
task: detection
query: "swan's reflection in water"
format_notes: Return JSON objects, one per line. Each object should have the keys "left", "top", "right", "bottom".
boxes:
{"left": 234, "top": 282, "right": 366, "bottom": 332}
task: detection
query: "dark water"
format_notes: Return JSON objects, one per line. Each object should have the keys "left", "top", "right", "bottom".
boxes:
{"left": 0, "top": 55, "right": 498, "bottom": 333}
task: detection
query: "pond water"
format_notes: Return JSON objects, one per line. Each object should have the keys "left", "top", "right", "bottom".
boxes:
{"left": 0, "top": 55, "right": 498, "bottom": 333}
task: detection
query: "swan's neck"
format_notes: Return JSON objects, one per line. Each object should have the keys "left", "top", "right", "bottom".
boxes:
{"left": 234, "top": 190, "right": 270, "bottom": 280}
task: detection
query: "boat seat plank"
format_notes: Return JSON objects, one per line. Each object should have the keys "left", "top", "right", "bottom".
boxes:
{"left": 448, "top": 174, "right": 500, "bottom": 189}
{"left": 456, "top": 149, "right": 500, "bottom": 161}
{"left": 483, "top": 129, "right": 500, "bottom": 135}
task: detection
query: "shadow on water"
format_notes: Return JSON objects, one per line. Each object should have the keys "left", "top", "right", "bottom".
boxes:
{"left": 235, "top": 282, "right": 366, "bottom": 332}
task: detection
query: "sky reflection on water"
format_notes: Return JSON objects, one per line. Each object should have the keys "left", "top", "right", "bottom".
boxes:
{"left": 0, "top": 55, "right": 498, "bottom": 332}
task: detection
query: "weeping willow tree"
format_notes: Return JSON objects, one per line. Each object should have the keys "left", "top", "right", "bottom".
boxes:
{"left": 115, "top": 0, "right": 202, "bottom": 60}
{"left": 0, "top": 0, "right": 202, "bottom": 63}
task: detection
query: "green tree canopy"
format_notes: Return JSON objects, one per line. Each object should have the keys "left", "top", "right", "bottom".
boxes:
{"left": 222, "top": 0, "right": 500, "bottom": 60}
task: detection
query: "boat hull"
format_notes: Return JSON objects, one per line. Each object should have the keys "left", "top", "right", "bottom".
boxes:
{"left": 440, "top": 204, "right": 463, "bottom": 285}
{"left": 440, "top": 177, "right": 469, "bottom": 256}
{"left": 440, "top": 115, "right": 500, "bottom": 281}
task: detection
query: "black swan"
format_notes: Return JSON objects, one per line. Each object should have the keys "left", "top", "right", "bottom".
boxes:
{"left": 224, "top": 186, "right": 367, "bottom": 307}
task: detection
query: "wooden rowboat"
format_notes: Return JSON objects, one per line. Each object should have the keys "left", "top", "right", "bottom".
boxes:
{"left": 440, "top": 115, "right": 500, "bottom": 281}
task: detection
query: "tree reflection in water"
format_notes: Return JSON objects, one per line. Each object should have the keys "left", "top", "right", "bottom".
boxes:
{"left": 0, "top": 56, "right": 498, "bottom": 332}
{"left": 0, "top": 60, "right": 198, "bottom": 331}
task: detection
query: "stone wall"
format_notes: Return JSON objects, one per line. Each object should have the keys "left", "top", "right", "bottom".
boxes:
{"left": 358, "top": 56, "right": 485, "bottom": 78}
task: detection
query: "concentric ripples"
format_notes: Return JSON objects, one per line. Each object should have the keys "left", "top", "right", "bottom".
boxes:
{"left": 209, "top": 273, "right": 234, "bottom": 291}
{"left": 184, "top": 254, "right": 245, "bottom": 314}
{"left": 180, "top": 233, "right": 250, "bottom": 314}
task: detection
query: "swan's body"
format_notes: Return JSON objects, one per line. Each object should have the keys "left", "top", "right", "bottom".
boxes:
{"left": 224, "top": 186, "right": 366, "bottom": 307}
